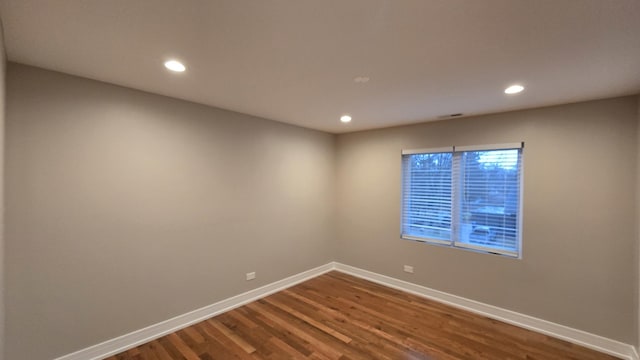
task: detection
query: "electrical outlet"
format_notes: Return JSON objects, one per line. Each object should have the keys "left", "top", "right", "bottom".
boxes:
{"left": 403, "top": 265, "right": 414, "bottom": 274}
{"left": 246, "top": 272, "right": 256, "bottom": 281}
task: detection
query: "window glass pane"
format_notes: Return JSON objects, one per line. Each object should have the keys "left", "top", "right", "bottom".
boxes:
{"left": 402, "top": 152, "right": 452, "bottom": 241}
{"left": 455, "top": 149, "right": 521, "bottom": 254}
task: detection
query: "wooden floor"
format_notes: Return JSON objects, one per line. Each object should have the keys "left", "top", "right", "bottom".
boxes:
{"left": 106, "top": 271, "right": 619, "bottom": 360}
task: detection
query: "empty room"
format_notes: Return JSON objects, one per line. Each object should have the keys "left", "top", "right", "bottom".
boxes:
{"left": 0, "top": 1, "right": 639, "bottom": 359}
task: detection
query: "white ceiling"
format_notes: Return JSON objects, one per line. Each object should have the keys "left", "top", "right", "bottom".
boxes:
{"left": 1, "top": 0, "right": 639, "bottom": 133}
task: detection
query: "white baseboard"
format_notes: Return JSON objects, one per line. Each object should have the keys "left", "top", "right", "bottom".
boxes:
{"left": 333, "top": 262, "right": 637, "bottom": 360}
{"left": 54, "top": 261, "right": 637, "bottom": 360}
{"left": 53, "top": 263, "right": 334, "bottom": 360}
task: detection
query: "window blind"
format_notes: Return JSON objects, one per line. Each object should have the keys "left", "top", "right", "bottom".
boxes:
{"left": 453, "top": 148, "right": 522, "bottom": 256}
{"left": 401, "top": 151, "right": 453, "bottom": 245}
{"left": 401, "top": 144, "right": 523, "bottom": 257}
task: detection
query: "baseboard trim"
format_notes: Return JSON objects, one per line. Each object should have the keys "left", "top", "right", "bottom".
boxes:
{"left": 333, "top": 262, "right": 637, "bottom": 360}
{"left": 53, "top": 263, "right": 335, "bottom": 360}
{"left": 54, "top": 261, "right": 637, "bottom": 360}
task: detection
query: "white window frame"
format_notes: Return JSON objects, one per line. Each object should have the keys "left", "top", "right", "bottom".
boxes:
{"left": 401, "top": 142, "right": 524, "bottom": 258}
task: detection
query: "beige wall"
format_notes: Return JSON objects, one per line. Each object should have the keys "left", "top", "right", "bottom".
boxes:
{"left": 0, "top": 19, "right": 5, "bottom": 360}
{"left": 4, "top": 62, "right": 640, "bottom": 358}
{"left": 335, "top": 96, "right": 638, "bottom": 344}
{"left": 5, "top": 64, "right": 336, "bottom": 360}
{"left": 637, "top": 95, "right": 640, "bottom": 352}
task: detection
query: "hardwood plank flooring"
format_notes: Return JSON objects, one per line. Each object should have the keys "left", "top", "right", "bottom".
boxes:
{"left": 105, "top": 271, "right": 620, "bottom": 360}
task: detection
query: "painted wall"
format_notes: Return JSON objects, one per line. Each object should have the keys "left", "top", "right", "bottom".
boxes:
{"left": 5, "top": 64, "right": 336, "bottom": 360}
{"left": 4, "top": 62, "right": 639, "bottom": 358}
{"left": 0, "top": 19, "right": 6, "bottom": 360}
{"left": 637, "top": 95, "right": 640, "bottom": 353}
{"left": 335, "top": 96, "right": 638, "bottom": 344}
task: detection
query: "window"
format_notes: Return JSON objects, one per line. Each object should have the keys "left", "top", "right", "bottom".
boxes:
{"left": 401, "top": 143, "right": 523, "bottom": 257}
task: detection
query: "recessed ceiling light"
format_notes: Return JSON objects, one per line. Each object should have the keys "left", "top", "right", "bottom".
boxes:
{"left": 354, "top": 76, "right": 370, "bottom": 83}
{"left": 340, "top": 115, "right": 352, "bottom": 123}
{"left": 164, "top": 60, "right": 186, "bottom": 72}
{"left": 504, "top": 84, "right": 524, "bottom": 94}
